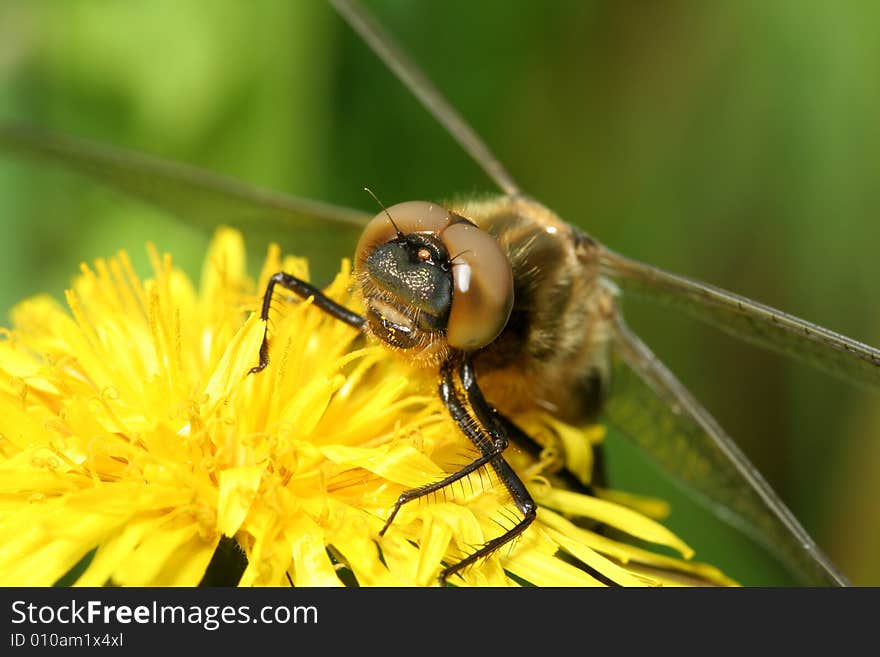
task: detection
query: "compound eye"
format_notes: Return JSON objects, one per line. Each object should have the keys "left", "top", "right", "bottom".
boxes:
{"left": 443, "top": 221, "right": 514, "bottom": 351}
{"left": 355, "top": 201, "right": 451, "bottom": 271}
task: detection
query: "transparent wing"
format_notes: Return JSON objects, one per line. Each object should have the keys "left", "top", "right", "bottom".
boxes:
{"left": 600, "top": 247, "right": 880, "bottom": 390}
{"left": 605, "top": 317, "right": 848, "bottom": 586}
{"left": 0, "top": 122, "right": 369, "bottom": 246}
{"left": 330, "top": 0, "right": 521, "bottom": 197}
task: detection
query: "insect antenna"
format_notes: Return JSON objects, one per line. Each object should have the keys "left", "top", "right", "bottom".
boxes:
{"left": 363, "top": 186, "right": 404, "bottom": 238}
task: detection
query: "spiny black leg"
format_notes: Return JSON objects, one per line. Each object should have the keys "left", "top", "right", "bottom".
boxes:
{"left": 457, "top": 358, "right": 542, "bottom": 516}
{"left": 379, "top": 359, "right": 511, "bottom": 535}
{"left": 434, "top": 357, "right": 535, "bottom": 585}
{"left": 249, "top": 271, "right": 365, "bottom": 374}
{"left": 379, "top": 355, "right": 536, "bottom": 584}
{"left": 438, "top": 457, "right": 535, "bottom": 586}
{"left": 458, "top": 358, "right": 509, "bottom": 445}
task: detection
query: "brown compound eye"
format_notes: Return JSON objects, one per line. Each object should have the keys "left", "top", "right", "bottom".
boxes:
{"left": 355, "top": 200, "right": 514, "bottom": 353}
{"left": 442, "top": 220, "right": 514, "bottom": 351}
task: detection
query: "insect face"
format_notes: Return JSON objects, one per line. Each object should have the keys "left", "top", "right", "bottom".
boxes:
{"left": 361, "top": 231, "right": 453, "bottom": 349}
{"left": 354, "top": 200, "right": 514, "bottom": 364}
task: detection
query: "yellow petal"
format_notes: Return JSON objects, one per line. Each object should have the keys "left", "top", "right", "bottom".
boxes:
{"left": 535, "top": 487, "right": 694, "bottom": 558}
{"left": 320, "top": 443, "right": 444, "bottom": 488}
{"left": 201, "top": 313, "right": 264, "bottom": 409}
{"left": 76, "top": 516, "right": 161, "bottom": 586}
{"left": 288, "top": 517, "right": 343, "bottom": 587}
{"left": 217, "top": 466, "right": 265, "bottom": 536}
{"left": 151, "top": 533, "right": 220, "bottom": 586}
{"left": 542, "top": 526, "right": 655, "bottom": 586}
{"left": 507, "top": 548, "right": 605, "bottom": 586}
{"left": 112, "top": 521, "right": 200, "bottom": 586}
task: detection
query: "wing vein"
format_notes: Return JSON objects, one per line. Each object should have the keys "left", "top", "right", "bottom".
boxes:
{"left": 600, "top": 247, "right": 880, "bottom": 389}
{"left": 607, "top": 315, "right": 849, "bottom": 586}
{"left": 330, "top": 0, "right": 521, "bottom": 197}
{"left": 0, "top": 122, "right": 370, "bottom": 230}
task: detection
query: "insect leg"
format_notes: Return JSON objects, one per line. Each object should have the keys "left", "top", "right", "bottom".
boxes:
{"left": 438, "top": 358, "right": 536, "bottom": 584}
{"left": 380, "top": 356, "right": 536, "bottom": 584}
{"left": 249, "top": 272, "right": 366, "bottom": 374}
{"left": 379, "top": 360, "right": 508, "bottom": 534}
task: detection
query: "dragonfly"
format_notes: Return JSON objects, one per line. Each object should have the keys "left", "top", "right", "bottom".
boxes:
{"left": 1, "top": 0, "right": 877, "bottom": 585}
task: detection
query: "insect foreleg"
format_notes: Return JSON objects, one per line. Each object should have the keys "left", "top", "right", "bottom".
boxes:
{"left": 380, "top": 355, "right": 536, "bottom": 584}
{"left": 378, "top": 360, "right": 507, "bottom": 532}
{"left": 249, "top": 271, "right": 366, "bottom": 374}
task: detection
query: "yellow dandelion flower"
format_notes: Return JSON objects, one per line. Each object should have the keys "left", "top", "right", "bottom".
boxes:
{"left": 0, "top": 229, "right": 735, "bottom": 587}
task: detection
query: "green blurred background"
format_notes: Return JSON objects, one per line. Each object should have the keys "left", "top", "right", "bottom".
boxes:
{"left": 1, "top": 0, "right": 878, "bottom": 586}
